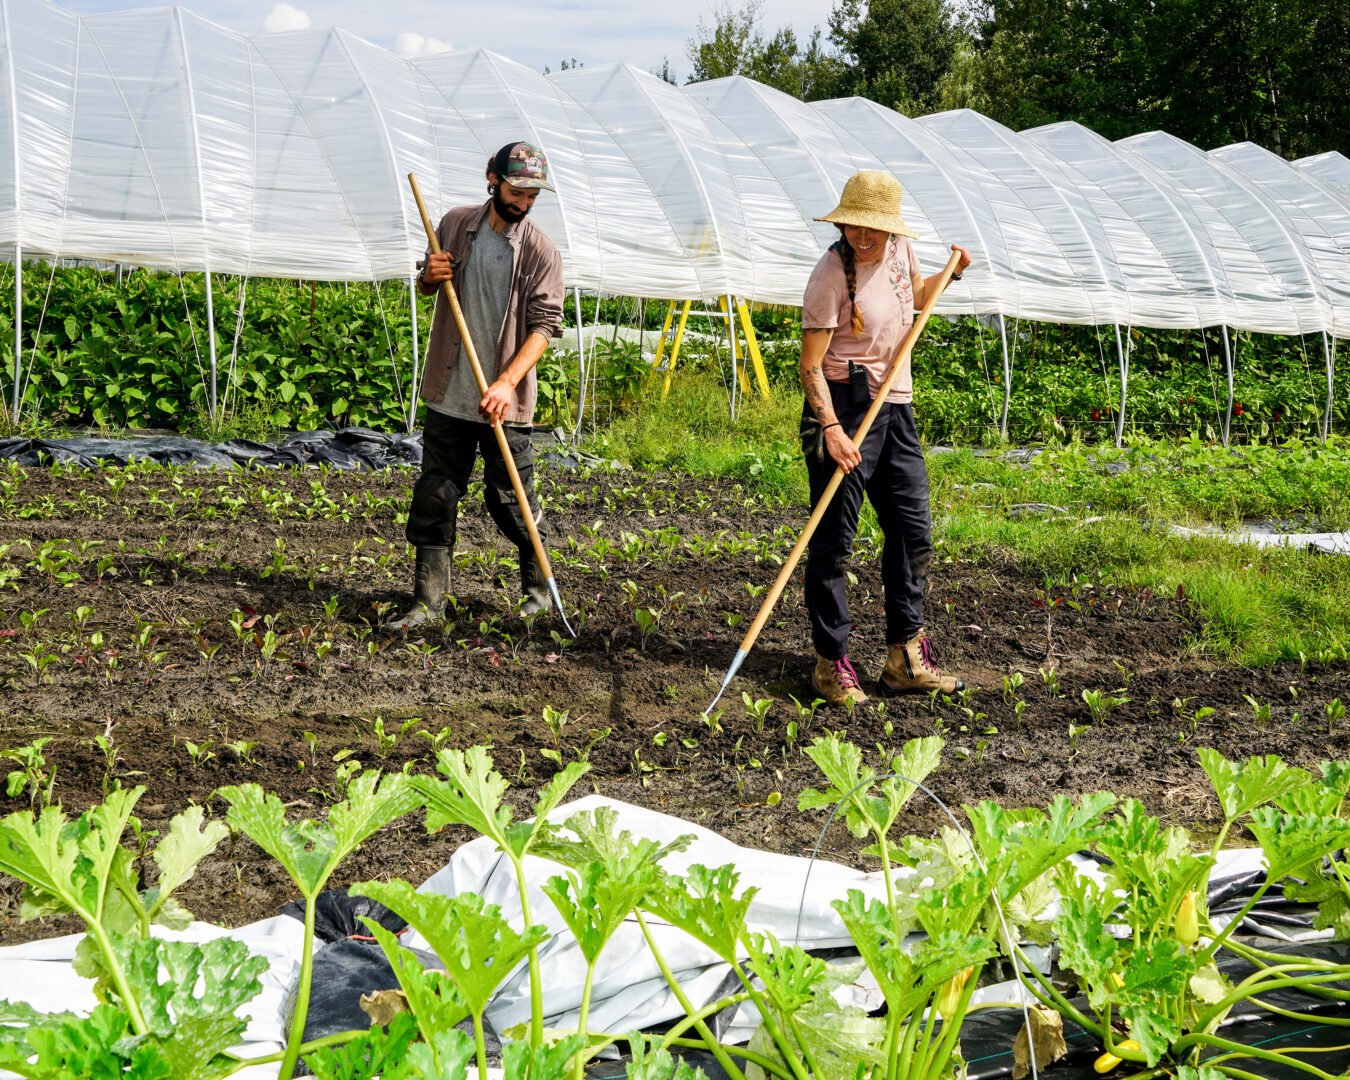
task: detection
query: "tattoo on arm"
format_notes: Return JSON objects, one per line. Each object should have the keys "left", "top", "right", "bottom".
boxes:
{"left": 800, "top": 327, "right": 838, "bottom": 423}
{"left": 802, "top": 364, "right": 835, "bottom": 422}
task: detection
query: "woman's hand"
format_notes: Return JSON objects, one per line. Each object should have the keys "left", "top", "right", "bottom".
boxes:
{"left": 825, "top": 424, "right": 862, "bottom": 472}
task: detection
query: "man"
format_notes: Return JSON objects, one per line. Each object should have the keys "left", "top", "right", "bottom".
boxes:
{"left": 390, "top": 141, "right": 564, "bottom": 630}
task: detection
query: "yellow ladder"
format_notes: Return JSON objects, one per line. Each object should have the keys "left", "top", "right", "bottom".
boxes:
{"left": 650, "top": 296, "right": 770, "bottom": 401}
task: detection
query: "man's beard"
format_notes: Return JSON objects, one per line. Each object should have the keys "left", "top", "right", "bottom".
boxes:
{"left": 492, "top": 186, "right": 528, "bottom": 223}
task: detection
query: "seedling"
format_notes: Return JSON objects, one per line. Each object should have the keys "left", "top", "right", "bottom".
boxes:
{"left": 702, "top": 706, "right": 726, "bottom": 736}
{"left": 1039, "top": 665, "right": 1061, "bottom": 697}
{"left": 1001, "top": 671, "right": 1024, "bottom": 704}
{"left": 224, "top": 740, "right": 260, "bottom": 766}
{"left": 634, "top": 606, "right": 662, "bottom": 650}
{"left": 787, "top": 694, "right": 826, "bottom": 725}
{"left": 183, "top": 738, "right": 217, "bottom": 769}
{"left": 2, "top": 738, "right": 56, "bottom": 806}
{"left": 301, "top": 730, "right": 319, "bottom": 766}
{"left": 1082, "top": 688, "right": 1129, "bottom": 723}
{"left": 1327, "top": 698, "right": 1346, "bottom": 734}
{"left": 543, "top": 705, "right": 570, "bottom": 749}
{"left": 1243, "top": 693, "right": 1272, "bottom": 730}
{"left": 369, "top": 715, "right": 420, "bottom": 759}
{"left": 741, "top": 692, "right": 773, "bottom": 734}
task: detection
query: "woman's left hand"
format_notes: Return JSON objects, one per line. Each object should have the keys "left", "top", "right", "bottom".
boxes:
{"left": 951, "top": 244, "right": 973, "bottom": 274}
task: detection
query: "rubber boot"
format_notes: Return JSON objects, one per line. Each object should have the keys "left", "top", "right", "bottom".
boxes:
{"left": 386, "top": 547, "right": 452, "bottom": 631}
{"left": 880, "top": 630, "right": 964, "bottom": 694}
{"left": 518, "top": 547, "right": 552, "bottom": 617}
{"left": 812, "top": 654, "right": 868, "bottom": 708}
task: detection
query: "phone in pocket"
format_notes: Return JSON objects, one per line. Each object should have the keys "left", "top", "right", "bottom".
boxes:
{"left": 848, "top": 360, "right": 870, "bottom": 405}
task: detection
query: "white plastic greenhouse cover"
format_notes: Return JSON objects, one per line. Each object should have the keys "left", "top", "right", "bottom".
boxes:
{"left": 0, "top": 0, "right": 1348, "bottom": 334}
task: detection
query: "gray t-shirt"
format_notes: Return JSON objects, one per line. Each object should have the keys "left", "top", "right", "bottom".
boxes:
{"left": 430, "top": 222, "right": 523, "bottom": 425}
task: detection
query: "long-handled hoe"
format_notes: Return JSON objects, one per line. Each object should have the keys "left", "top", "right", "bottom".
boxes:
{"left": 703, "top": 249, "right": 963, "bottom": 717}
{"left": 407, "top": 172, "right": 575, "bottom": 637}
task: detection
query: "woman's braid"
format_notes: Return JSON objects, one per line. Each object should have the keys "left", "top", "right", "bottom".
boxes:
{"left": 836, "top": 226, "right": 865, "bottom": 335}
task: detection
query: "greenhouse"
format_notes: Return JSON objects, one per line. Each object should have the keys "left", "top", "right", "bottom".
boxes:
{"left": 0, "top": 0, "right": 1348, "bottom": 439}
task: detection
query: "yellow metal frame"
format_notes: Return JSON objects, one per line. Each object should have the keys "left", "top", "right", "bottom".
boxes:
{"left": 650, "top": 296, "right": 770, "bottom": 401}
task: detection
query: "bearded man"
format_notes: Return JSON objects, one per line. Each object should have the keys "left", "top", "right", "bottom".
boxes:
{"left": 390, "top": 141, "right": 564, "bottom": 630}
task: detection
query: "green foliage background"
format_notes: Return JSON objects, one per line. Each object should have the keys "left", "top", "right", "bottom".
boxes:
{"left": 3, "top": 266, "right": 1345, "bottom": 448}
{"left": 683, "top": 0, "right": 1349, "bottom": 159}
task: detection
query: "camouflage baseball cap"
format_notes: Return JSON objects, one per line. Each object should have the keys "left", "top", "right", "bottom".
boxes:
{"left": 490, "top": 141, "right": 554, "bottom": 192}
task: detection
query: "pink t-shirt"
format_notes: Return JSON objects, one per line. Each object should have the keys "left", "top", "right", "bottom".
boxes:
{"left": 802, "top": 237, "right": 919, "bottom": 404}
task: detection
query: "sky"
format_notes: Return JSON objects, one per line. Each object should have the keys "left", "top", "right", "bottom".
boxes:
{"left": 52, "top": 0, "right": 837, "bottom": 80}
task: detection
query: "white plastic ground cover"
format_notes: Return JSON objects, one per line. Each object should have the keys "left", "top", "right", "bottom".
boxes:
{"left": 1170, "top": 523, "right": 1350, "bottom": 556}
{"left": 0, "top": 797, "right": 1329, "bottom": 1078}
{"left": 0, "top": 0, "right": 1348, "bottom": 331}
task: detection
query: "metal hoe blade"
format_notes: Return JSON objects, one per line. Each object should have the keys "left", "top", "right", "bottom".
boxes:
{"left": 547, "top": 576, "right": 576, "bottom": 638}
{"left": 703, "top": 648, "right": 747, "bottom": 718}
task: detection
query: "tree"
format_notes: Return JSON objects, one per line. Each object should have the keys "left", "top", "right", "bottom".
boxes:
{"left": 686, "top": 1, "right": 837, "bottom": 99}
{"left": 826, "top": 0, "right": 967, "bottom": 114}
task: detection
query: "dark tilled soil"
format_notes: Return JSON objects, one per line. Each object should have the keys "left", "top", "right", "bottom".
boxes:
{"left": 1, "top": 460, "right": 1347, "bottom": 943}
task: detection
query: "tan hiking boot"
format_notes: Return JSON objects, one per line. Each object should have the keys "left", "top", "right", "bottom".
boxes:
{"left": 880, "top": 630, "right": 964, "bottom": 695}
{"left": 812, "top": 655, "right": 869, "bottom": 708}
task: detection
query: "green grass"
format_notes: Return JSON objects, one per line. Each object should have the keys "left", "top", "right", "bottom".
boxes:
{"left": 937, "top": 511, "right": 1350, "bottom": 665}
{"left": 587, "top": 372, "right": 806, "bottom": 499}
{"left": 588, "top": 373, "right": 1350, "bottom": 666}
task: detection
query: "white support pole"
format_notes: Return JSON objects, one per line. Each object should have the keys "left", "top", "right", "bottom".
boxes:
{"left": 1220, "top": 325, "right": 1235, "bottom": 447}
{"left": 1113, "top": 323, "right": 1129, "bottom": 448}
{"left": 997, "top": 313, "right": 1011, "bottom": 440}
{"left": 11, "top": 244, "right": 20, "bottom": 421}
{"left": 407, "top": 274, "right": 419, "bottom": 433}
{"left": 572, "top": 286, "right": 585, "bottom": 432}
{"left": 1328, "top": 333, "right": 1339, "bottom": 442}
{"left": 204, "top": 269, "right": 218, "bottom": 423}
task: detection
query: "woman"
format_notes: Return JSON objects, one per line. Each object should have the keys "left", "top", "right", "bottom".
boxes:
{"left": 800, "top": 170, "right": 972, "bottom": 707}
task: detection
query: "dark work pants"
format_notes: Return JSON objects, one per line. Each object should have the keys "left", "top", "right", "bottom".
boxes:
{"left": 405, "top": 411, "right": 544, "bottom": 552}
{"left": 801, "top": 383, "right": 932, "bottom": 660}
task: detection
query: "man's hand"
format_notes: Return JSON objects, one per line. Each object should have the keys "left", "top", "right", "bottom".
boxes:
{"left": 825, "top": 425, "right": 862, "bottom": 472}
{"left": 479, "top": 376, "right": 516, "bottom": 424}
{"left": 951, "top": 244, "right": 973, "bottom": 274}
{"left": 421, "top": 251, "right": 453, "bottom": 287}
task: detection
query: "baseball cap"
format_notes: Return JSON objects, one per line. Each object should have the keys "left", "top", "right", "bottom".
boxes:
{"left": 489, "top": 141, "right": 554, "bottom": 192}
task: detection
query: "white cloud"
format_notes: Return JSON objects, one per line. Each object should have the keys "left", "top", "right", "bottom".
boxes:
{"left": 393, "top": 31, "right": 455, "bottom": 58}
{"left": 263, "top": 2, "right": 311, "bottom": 32}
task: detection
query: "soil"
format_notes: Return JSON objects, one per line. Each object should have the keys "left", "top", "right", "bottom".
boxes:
{"left": 1, "top": 458, "right": 1348, "bottom": 944}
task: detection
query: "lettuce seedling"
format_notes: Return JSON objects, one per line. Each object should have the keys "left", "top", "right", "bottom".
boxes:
{"left": 219, "top": 769, "right": 416, "bottom": 1080}
{"left": 412, "top": 747, "right": 589, "bottom": 1046}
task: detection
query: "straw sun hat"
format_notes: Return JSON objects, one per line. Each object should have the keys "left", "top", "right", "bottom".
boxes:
{"left": 815, "top": 170, "right": 918, "bottom": 239}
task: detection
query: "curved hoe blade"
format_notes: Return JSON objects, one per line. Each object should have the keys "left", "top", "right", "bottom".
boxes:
{"left": 546, "top": 577, "right": 576, "bottom": 638}
{"left": 703, "top": 648, "right": 747, "bottom": 718}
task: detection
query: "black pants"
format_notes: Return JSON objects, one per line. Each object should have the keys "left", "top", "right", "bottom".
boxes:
{"left": 405, "top": 411, "right": 543, "bottom": 551}
{"left": 801, "top": 384, "right": 932, "bottom": 660}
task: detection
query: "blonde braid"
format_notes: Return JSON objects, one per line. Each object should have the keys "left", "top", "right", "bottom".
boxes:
{"left": 835, "top": 227, "right": 865, "bottom": 335}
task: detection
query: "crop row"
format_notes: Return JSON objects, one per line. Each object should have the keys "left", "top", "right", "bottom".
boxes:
{"left": 3, "top": 739, "right": 1349, "bottom": 1080}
